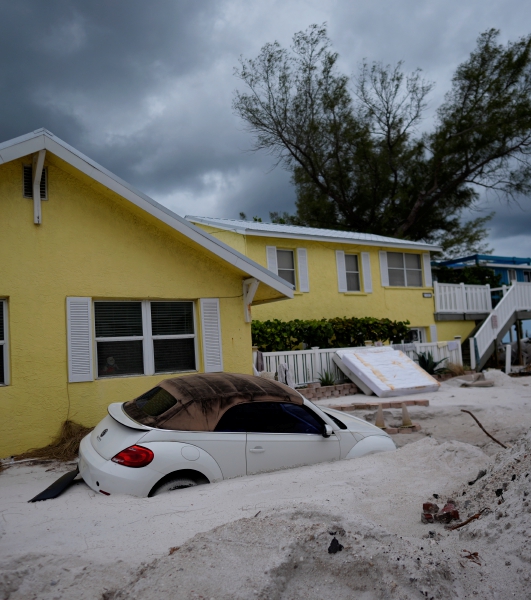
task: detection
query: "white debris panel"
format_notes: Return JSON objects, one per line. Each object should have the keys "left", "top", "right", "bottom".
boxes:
{"left": 333, "top": 347, "right": 440, "bottom": 397}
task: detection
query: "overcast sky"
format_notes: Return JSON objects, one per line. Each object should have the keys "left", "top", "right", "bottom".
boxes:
{"left": 1, "top": 0, "right": 531, "bottom": 256}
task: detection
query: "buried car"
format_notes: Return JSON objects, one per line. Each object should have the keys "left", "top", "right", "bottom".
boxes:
{"left": 78, "top": 373, "right": 395, "bottom": 497}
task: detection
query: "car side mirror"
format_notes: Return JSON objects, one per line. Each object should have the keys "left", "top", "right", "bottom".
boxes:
{"left": 322, "top": 424, "right": 333, "bottom": 438}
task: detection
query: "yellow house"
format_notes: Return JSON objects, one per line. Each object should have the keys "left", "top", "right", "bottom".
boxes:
{"left": 186, "top": 216, "right": 442, "bottom": 343}
{"left": 0, "top": 130, "right": 293, "bottom": 457}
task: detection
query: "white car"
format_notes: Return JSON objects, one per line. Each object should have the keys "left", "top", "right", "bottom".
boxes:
{"left": 78, "top": 373, "right": 395, "bottom": 497}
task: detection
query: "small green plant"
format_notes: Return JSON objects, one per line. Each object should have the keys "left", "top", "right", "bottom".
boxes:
{"left": 415, "top": 351, "right": 449, "bottom": 375}
{"left": 318, "top": 370, "right": 337, "bottom": 386}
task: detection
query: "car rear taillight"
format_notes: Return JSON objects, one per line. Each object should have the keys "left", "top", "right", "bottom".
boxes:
{"left": 111, "top": 445, "right": 154, "bottom": 468}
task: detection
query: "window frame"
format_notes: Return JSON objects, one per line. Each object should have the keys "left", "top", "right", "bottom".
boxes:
{"left": 524, "top": 270, "right": 531, "bottom": 283}
{"left": 344, "top": 253, "right": 361, "bottom": 292}
{"left": 276, "top": 248, "right": 296, "bottom": 287}
{"left": 404, "top": 327, "right": 426, "bottom": 344}
{"left": 0, "top": 300, "right": 9, "bottom": 386}
{"left": 508, "top": 269, "right": 517, "bottom": 283}
{"left": 93, "top": 300, "right": 198, "bottom": 379}
{"left": 387, "top": 252, "right": 423, "bottom": 288}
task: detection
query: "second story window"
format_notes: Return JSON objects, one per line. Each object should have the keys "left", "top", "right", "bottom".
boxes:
{"left": 345, "top": 254, "right": 361, "bottom": 291}
{"left": 387, "top": 252, "right": 423, "bottom": 287}
{"left": 276, "top": 249, "right": 296, "bottom": 286}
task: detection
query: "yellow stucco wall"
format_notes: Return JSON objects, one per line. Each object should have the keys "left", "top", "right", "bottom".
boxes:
{"left": 435, "top": 320, "right": 477, "bottom": 343}
{"left": 198, "top": 227, "right": 437, "bottom": 334}
{"left": 0, "top": 157, "right": 254, "bottom": 456}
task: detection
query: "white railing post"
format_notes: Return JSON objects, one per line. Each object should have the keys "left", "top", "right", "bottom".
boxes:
{"left": 459, "top": 282, "right": 466, "bottom": 312}
{"left": 434, "top": 281, "right": 440, "bottom": 312}
{"left": 486, "top": 284, "right": 492, "bottom": 311}
{"left": 469, "top": 338, "right": 476, "bottom": 370}
{"left": 505, "top": 344, "right": 512, "bottom": 374}
{"left": 454, "top": 336, "right": 462, "bottom": 367}
{"left": 311, "top": 346, "right": 320, "bottom": 382}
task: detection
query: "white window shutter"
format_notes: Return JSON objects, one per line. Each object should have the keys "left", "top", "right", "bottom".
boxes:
{"left": 297, "top": 248, "right": 309, "bottom": 292}
{"left": 379, "top": 251, "right": 389, "bottom": 287}
{"left": 429, "top": 324, "right": 438, "bottom": 343}
{"left": 200, "top": 298, "right": 223, "bottom": 372}
{"left": 266, "top": 246, "right": 278, "bottom": 274}
{"left": 336, "top": 251, "right": 347, "bottom": 292}
{"left": 423, "top": 253, "right": 433, "bottom": 287}
{"left": 361, "top": 252, "right": 372, "bottom": 293}
{"left": 67, "top": 297, "right": 93, "bottom": 383}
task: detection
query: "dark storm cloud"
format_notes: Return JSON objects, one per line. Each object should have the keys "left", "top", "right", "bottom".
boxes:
{"left": 1, "top": 0, "right": 531, "bottom": 253}
{"left": 0, "top": 1, "right": 220, "bottom": 167}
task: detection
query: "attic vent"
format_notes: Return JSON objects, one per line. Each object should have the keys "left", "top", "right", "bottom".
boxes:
{"left": 23, "top": 165, "right": 47, "bottom": 199}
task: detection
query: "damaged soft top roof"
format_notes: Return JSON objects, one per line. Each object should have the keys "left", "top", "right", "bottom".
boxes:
{"left": 123, "top": 373, "right": 302, "bottom": 431}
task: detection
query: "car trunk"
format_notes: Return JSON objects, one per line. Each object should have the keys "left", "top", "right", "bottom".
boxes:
{"left": 90, "top": 414, "right": 148, "bottom": 460}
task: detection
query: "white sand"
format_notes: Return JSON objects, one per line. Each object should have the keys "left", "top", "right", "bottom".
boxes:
{"left": 1, "top": 370, "right": 530, "bottom": 599}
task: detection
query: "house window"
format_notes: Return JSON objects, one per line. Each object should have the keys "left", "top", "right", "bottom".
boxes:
{"left": 387, "top": 252, "right": 423, "bottom": 287}
{"left": 23, "top": 165, "right": 47, "bottom": 199}
{"left": 508, "top": 269, "right": 517, "bottom": 282}
{"left": 524, "top": 271, "right": 531, "bottom": 283}
{"left": 345, "top": 254, "right": 361, "bottom": 291}
{"left": 404, "top": 328, "right": 425, "bottom": 343}
{"left": 277, "top": 250, "right": 296, "bottom": 286}
{"left": 94, "top": 301, "right": 196, "bottom": 379}
{"left": 0, "top": 300, "right": 7, "bottom": 385}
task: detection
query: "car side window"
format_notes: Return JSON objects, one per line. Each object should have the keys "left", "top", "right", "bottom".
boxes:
{"left": 215, "top": 402, "right": 323, "bottom": 434}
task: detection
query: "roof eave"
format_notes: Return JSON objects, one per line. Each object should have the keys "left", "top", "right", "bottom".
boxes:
{"left": 0, "top": 130, "right": 294, "bottom": 301}
{"left": 186, "top": 216, "right": 441, "bottom": 252}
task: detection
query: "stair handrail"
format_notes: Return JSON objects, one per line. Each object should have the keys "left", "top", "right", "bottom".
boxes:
{"left": 470, "top": 282, "right": 531, "bottom": 369}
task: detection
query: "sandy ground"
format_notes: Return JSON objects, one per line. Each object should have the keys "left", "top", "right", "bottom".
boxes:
{"left": 1, "top": 369, "right": 531, "bottom": 599}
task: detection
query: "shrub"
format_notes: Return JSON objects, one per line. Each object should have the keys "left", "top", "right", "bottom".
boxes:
{"left": 252, "top": 317, "right": 410, "bottom": 352}
{"left": 415, "top": 351, "right": 449, "bottom": 375}
{"left": 318, "top": 370, "right": 337, "bottom": 386}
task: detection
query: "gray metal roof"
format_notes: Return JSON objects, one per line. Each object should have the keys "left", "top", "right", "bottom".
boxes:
{"left": 0, "top": 129, "right": 294, "bottom": 298}
{"left": 186, "top": 216, "right": 441, "bottom": 251}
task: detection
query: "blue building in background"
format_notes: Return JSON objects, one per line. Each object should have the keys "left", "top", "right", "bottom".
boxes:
{"left": 436, "top": 254, "right": 531, "bottom": 285}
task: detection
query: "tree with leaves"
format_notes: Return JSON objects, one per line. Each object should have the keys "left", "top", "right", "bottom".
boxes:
{"left": 233, "top": 26, "right": 531, "bottom": 256}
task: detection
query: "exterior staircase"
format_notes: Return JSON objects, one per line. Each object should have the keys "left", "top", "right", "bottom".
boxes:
{"left": 434, "top": 281, "right": 531, "bottom": 370}
{"left": 469, "top": 283, "right": 531, "bottom": 370}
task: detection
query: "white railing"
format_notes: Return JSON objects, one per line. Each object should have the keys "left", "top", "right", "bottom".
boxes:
{"left": 257, "top": 342, "right": 463, "bottom": 387}
{"left": 470, "top": 282, "right": 531, "bottom": 369}
{"left": 434, "top": 281, "right": 492, "bottom": 313}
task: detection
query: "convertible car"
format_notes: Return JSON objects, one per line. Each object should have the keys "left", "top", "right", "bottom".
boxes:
{"left": 77, "top": 373, "right": 395, "bottom": 497}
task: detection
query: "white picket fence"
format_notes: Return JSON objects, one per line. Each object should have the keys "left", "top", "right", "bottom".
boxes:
{"left": 257, "top": 342, "right": 463, "bottom": 387}
{"left": 434, "top": 281, "right": 492, "bottom": 314}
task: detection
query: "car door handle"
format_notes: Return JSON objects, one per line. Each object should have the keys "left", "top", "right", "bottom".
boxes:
{"left": 249, "top": 447, "right": 265, "bottom": 453}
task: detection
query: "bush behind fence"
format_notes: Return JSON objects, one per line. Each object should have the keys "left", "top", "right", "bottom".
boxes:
{"left": 252, "top": 317, "right": 411, "bottom": 352}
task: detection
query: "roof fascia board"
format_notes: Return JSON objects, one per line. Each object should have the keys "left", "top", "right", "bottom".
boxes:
{"left": 187, "top": 216, "right": 440, "bottom": 252}
{"left": 234, "top": 230, "right": 440, "bottom": 251}
{"left": 189, "top": 219, "right": 442, "bottom": 252}
{"left": 1, "top": 132, "right": 293, "bottom": 299}
{"left": 485, "top": 263, "right": 531, "bottom": 269}
{"left": 0, "top": 133, "right": 46, "bottom": 165}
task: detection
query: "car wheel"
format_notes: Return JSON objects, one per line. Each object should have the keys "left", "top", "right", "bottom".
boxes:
{"left": 151, "top": 476, "right": 198, "bottom": 496}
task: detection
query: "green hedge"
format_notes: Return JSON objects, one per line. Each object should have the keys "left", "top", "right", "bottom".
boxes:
{"left": 252, "top": 317, "right": 411, "bottom": 352}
